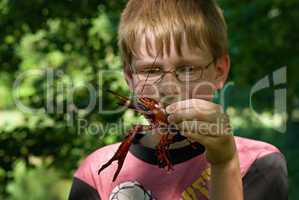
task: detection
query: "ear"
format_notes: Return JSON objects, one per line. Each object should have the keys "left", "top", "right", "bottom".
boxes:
{"left": 214, "top": 54, "right": 230, "bottom": 89}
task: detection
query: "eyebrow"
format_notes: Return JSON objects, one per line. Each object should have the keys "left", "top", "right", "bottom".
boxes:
{"left": 134, "top": 60, "right": 163, "bottom": 67}
{"left": 134, "top": 57, "right": 206, "bottom": 67}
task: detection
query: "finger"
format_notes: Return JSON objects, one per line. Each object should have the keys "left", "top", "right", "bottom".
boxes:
{"left": 168, "top": 109, "right": 229, "bottom": 124}
{"left": 182, "top": 130, "right": 234, "bottom": 151}
{"left": 166, "top": 99, "right": 223, "bottom": 123}
{"left": 166, "top": 99, "right": 219, "bottom": 114}
{"left": 182, "top": 131, "right": 214, "bottom": 147}
{"left": 177, "top": 120, "right": 233, "bottom": 137}
{"left": 168, "top": 109, "right": 215, "bottom": 123}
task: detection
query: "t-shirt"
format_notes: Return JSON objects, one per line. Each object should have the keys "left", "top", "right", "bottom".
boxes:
{"left": 68, "top": 136, "right": 288, "bottom": 200}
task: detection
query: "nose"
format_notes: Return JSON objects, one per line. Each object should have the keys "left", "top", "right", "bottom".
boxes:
{"left": 158, "top": 72, "right": 181, "bottom": 106}
{"left": 159, "top": 70, "right": 180, "bottom": 90}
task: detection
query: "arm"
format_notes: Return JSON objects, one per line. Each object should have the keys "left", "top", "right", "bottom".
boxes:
{"left": 166, "top": 99, "right": 243, "bottom": 200}
{"left": 210, "top": 152, "right": 243, "bottom": 200}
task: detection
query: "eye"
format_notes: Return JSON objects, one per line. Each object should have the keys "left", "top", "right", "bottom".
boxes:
{"left": 176, "top": 65, "right": 196, "bottom": 73}
{"left": 140, "top": 67, "right": 161, "bottom": 74}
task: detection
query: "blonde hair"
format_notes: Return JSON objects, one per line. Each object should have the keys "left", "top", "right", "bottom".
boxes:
{"left": 118, "top": 0, "right": 228, "bottom": 74}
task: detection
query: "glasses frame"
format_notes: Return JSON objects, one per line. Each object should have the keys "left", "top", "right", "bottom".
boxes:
{"left": 133, "top": 58, "right": 216, "bottom": 85}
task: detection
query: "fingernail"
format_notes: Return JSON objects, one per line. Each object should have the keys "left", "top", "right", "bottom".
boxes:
{"left": 167, "top": 114, "right": 175, "bottom": 122}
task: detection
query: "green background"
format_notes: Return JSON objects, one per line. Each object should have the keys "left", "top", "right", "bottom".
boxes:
{"left": 0, "top": 0, "right": 298, "bottom": 199}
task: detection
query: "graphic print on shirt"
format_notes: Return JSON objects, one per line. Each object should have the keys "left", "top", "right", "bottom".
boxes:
{"left": 181, "top": 167, "right": 210, "bottom": 200}
{"left": 109, "top": 181, "right": 156, "bottom": 200}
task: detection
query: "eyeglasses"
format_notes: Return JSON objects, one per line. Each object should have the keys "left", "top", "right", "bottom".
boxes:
{"left": 132, "top": 59, "right": 215, "bottom": 84}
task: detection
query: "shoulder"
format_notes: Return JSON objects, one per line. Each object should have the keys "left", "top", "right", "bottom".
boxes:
{"left": 73, "top": 143, "right": 121, "bottom": 186}
{"left": 234, "top": 136, "right": 283, "bottom": 175}
{"left": 80, "top": 142, "right": 121, "bottom": 165}
{"left": 234, "top": 136, "right": 280, "bottom": 156}
{"left": 235, "top": 136, "right": 288, "bottom": 200}
{"left": 68, "top": 143, "right": 121, "bottom": 200}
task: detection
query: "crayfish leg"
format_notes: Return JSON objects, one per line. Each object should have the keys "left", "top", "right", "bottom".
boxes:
{"left": 186, "top": 139, "right": 198, "bottom": 149}
{"left": 156, "top": 133, "right": 174, "bottom": 171}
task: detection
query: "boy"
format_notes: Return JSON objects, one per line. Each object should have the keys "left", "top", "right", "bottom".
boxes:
{"left": 69, "top": 0, "right": 288, "bottom": 199}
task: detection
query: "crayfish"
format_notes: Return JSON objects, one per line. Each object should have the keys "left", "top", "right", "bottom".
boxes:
{"left": 98, "top": 90, "right": 199, "bottom": 182}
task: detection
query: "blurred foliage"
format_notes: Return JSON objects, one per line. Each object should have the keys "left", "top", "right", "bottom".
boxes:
{"left": 219, "top": 0, "right": 298, "bottom": 114}
{"left": 6, "top": 160, "right": 70, "bottom": 200}
{"left": 0, "top": 0, "right": 298, "bottom": 199}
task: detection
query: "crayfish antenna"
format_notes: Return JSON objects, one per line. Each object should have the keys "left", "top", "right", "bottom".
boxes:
{"left": 106, "top": 89, "right": 131, "bottom": 105}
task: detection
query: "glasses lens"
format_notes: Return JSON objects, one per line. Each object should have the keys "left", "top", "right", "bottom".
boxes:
{"left": 136, "top": 73, "right": 162, "bottom": 83}
{"left": 177, "top": 69, "right": 202, "bottom": 82}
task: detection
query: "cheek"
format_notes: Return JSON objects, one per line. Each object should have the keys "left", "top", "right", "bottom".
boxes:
{"left": 134, "top": 81, "right": 160, "bottom": 100}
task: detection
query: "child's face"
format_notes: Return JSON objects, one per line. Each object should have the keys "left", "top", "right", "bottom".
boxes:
{"left": 125, "top": 33, "right": 230, "bottom": 108}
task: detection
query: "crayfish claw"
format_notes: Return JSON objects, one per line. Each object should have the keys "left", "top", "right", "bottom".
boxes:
{"left": 98, "top": 160, "right": 113, "bottom": 175}
{"left": 98, "top": 125, "right": 148, "bottom": 181}
{"left": 112, "top": 160, "right": 124, "bottom": 182}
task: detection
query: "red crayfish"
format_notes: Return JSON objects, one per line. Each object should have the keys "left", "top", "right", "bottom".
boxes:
{"left": 98, "top": 90, "right": 198, "bottom": 182}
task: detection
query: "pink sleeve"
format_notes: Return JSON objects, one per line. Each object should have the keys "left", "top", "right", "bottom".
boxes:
{"left": 74, "top": 155, "right": 98, "bottom": 189}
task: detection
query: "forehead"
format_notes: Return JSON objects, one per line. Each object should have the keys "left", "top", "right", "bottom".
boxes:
{"left": 133, "top": 31, "right": 212, "bottom": 63}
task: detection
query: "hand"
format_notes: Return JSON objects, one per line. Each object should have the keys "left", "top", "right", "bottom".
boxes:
{"left": 166, "top": 99, "right": 236, "bottom": 165}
